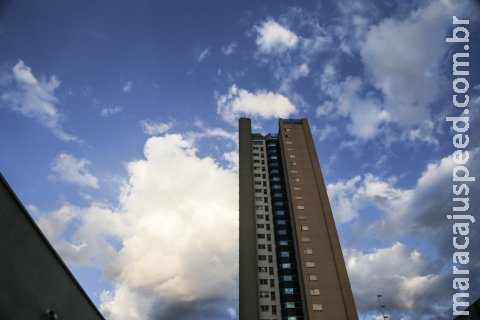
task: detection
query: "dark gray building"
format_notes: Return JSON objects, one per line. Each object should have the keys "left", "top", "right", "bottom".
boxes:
{"left": 0, "top": 173, "right": 105, "bottom": 320}
{"left": 239, "top": 118, "right": 358, "bottom": 320}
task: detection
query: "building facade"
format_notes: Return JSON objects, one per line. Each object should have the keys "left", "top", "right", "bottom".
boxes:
{"left": 0, "top": 173, "right": 105, "bottom": 320}
{"left": 239, "top": 118, "right": 358, "bottom": 320}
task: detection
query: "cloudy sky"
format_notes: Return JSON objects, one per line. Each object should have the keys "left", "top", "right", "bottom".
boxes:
{"left": 0, "top": 0, "right": 479, "bottom": 319}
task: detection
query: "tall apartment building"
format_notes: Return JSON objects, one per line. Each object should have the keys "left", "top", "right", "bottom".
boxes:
{"left": 239, "top": 118, "right": 358, "bottom": 320}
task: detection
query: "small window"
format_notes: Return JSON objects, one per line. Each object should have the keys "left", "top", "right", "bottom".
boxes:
{"left": 299, "top": 215, "right": 307, "bottom": 220}
{"left": 256, "top": 214, "right": 264, "bottom": 220}
{"left": 281, "top": 263, "right": 292, "bottom": 269}
{"left": 309, "top": 275, "right": 318, "bottom": 281}
{"left": 259, "top": 291, "right": 269, "bottom": 298}
{"left": 289, "top": 154, "right": 295, "bottom": 158}
{"left": 259, "top": 279, "right": 268, "bottom": 285}
{"left": 296, "top": 195, "right": 303, "bottom": 200}
{"left": 258, "top": 267, "right": 268, "bottom": 272}
{"left": 258, "top": 255, "right": 267, "bottom": 261}
{"left": 306, "top": 261, "right": 315, "bottom": 268}
{"left": 260, "top": 305, "right": 270, "bottom": 312}
{"left": 257, "top": 224, "right": 265, "bottom": 229}
{"left": 297, "top": 205, "right": 305, "bottom": 210}
{"left": 257, "top": 234, "right": 265, "bottom": 239}
{"left": 293, "top": 178, "right": 300, "bottom": 182}
{"left": 286, "top": 141, "right": 293, "bottom": 144}
{"left": 291, "top": 170, "right": 298, "bottom": 173}
{"left": 301, "top": 225, "right": 309, "bottom": 231}
{"left": 293, "top": 186, "right": 301, "bottom": 191}
{"left": 283, "top": 288, "right": 294, "bottom": 294}
{"left": 285, "top": 128, "right": 291, "bottom": 132}
{"left": 313, "top": 304, "right": 323, "bottom": 311}
{"left": 304, "top": 248, "right": 313, "bottom": 255}
{"left": 302, "top": 237, "right": 311, "bottom": 243}
{"left": 310, "top": 289, "right": 320, "bottom": 296}
{"left": 258, "top": 244, "right": 266, "bottom": 250}
{"left": 291, "top": 162, "right": 297, "bottom": 165}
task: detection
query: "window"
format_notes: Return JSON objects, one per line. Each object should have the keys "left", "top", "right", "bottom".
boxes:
{"left": 272, "top": 305, "right": 277, "bottom": 314}
{"left": 310, "top": 289, "right": 320, "bottom": 296}
{"left": 291, "top": 162, "right": 297, "bottom": 165}
{"left": 256, "top": 214, "right": 264, "bottom": 220}
{"left": 297, "top": 205, "right": 305, "bottom": 210}
{"left": 255, "top": 181, "right": 262, "bottom": 185}
{"left": 302, "top": 237, "right": 311, "bottom": 243}
{"left": 278, "top": 230, "right": 288, "bottom": 236}
{"left": 274, "top": 210, "right": 285, "bottom": 216}
{"left": 270, "top": 156, "right": 278, "bottom": 160}
{"left": 309, "top": 275, "right": 318, "bottom": 281}
{"left": 278, "top": 240, "right": 289, "bottom": 246}
{"left": 281, "top": 263, "right": 292, "bottom": 269}
{"left": 285, "top": 128, "right": 291, "bottom": 132}
{"left": 259, "top": 279, "right": 268, "bottom": 285}
{"left": 258, "top": 244, "right": 266, "bottom": 250}
{"left": 254, "top": 174, "right": 261, "bottom": 178}
{"left": 276, "top": 220, "right": 287, "bottom": 225}
{"left": 252, "top": 141, "right": 263, "bottom": 145}
{"left": 285, "top": 302, "right": 295, "bottom": 309}
{"left": 255, "top": 196, "right": 262, "bottom": 201}
{"left": 283, "top": 288, "right": 294, "bottom": 294}
{"left": 304, "top": 248, "right": 313, "bottom": 255}
{"left": 306, "top": 262, "right": 315, "bottom": 268}
{"left": 295, "top": 195, "right": 303, "bottom": 200}
{"left": 286, "top": 141, "right": 293, "bottom": 144}
{"left": 273, "top": 193, "right": 282, "bottom": 198}
{"left": 301, "top": 225, "right": 309, "bottom": 231}
{"left": 280, "top": 275, "right": 293, "bottom": 281}
{"left": 293, "top": 178, "right": 300, "bottom": 182}
{"left": 253, "top": 147, "right": 259, "bottom": 150}
{"left": 256, "top": 205, "right": 263, "bottom": 210}
{"left": 272, "top": 185, "right": 281, "bottom": 190}
{"left": 257, "top": 234, "right": 265, "bottom": 239}
{"left": 273, "top": 202, "right": 284, "bottom": 206}
{"left": 258, "top": 267, "right": 268, "bottom": 273}
{"left": 255, "top": 188, "right": 262, "bottom": 193}
{"left": 254, "top": 166, "right": 260, "bottom": 170}
{"left": 271, "top": 177, "right": 281, "bottom": 181}
{"left": 257, "top": 224, "right": 265, "bottom": 229}
{"left": 253, "top": 153, "right": 260, "bottom": 157}
{"left": 280, "top": 251, "right": 289, "bottom": 257}
{"left": 260, "top": 305, "right": 270, "bottom": 312}
{"left": 289, "top": 154, "right": 295, "bottom": 158}
{"left": 293, "top": 186, "right": 301, "bottom": 191}
{"left": 313, "top": 304, "right": 323, "bottom": 311}
{"left": 299, "top": 215, "right": 307, "bottom": 220}
{"left": 259, "top": 291, "right": 269, "bottom": 298}
{"left": 253, "top": 160, "right": 260, "bottom": 163}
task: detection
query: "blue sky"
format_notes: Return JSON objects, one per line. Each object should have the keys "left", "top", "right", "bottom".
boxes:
{"left": 0, "top": 0, "right": 479, "bottom": 319}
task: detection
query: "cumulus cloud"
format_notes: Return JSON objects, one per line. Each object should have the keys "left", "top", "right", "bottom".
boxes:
{"left": 346, "top": 243, "right": 446, "bottom": 316}
{"left": 0, "top": 60, "right": 77, "bottom": 141}
{"left": 217, "top": 85, "right": 297, "bottom": 124}
{"left": 51, "top": 153, "right": 99, "bottom": 189}
{"left": 318, "top": 73, "right": 390, "bottom": 140}
{"left": 360, "top": 0, "right": 471, "bottom": 126}
{"left": 39, "top": 134, "right": 239, "bottom": 319}
{"left": 140, "top": 120, "right": 173, "bottom": 136}
{"left": 100, "top": 106, "right": 123, "bottom": 117}
{"left": 255, "top": 19, "right": 299, "bottom": 54}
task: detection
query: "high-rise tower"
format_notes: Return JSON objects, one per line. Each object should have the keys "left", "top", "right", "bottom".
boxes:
{"left": 239, "top": 118, "right": 358, "bottom": 320}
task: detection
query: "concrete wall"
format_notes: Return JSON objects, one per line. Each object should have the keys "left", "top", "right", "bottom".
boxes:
{"left": 239, "top": 118, "right": 260, "bottom": 320}
{"left": 0, "top": 174, "right": 105, "bottom": 320}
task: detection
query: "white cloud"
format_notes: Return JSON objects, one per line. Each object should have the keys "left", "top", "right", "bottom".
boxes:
{"left": 140, "top": 120, "right": 172, "bottom": 136}
{"left": 51, "top": 153, "right": 99, "bottom": 189}
{"left": 318, "top": 75, "right": 390, "bottom": 140}
{"left": 100, "top": 106, "right": 123, "bottom": 117}
{"left": 346, "top": 243, "right": 444, "bottom": 313}
{"left": 221, "top": 42, "right": 237, "bottom": 56}
{"left": 196, "top": 47, "right": 211, "bottom": 63}
{"left": 122, "top": 81, "right": 132, "bottom": 92}
{"left": 217, "top": 85, "right": 297, "bottom": 124}
{"left": 360, "top": 0, "right": 470, "bottom": 126}
{"left": 190, "top": 120, "right": 237, "bottom": 144}
{"left": 0, "top": 60, "right": 77, "bottom": 141}
{"left": 291, "top": 63, "right": 309, "bottom": 80}
{"left": 38, "top": 134, "right": 239, "bottom": 319}
{"left": 255, "top": 19, "right": 299, "bottom": 54}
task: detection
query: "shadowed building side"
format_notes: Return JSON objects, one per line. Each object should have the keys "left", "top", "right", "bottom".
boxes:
{"left": 0, "top": 173, "right": 105, "bottom": 320}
